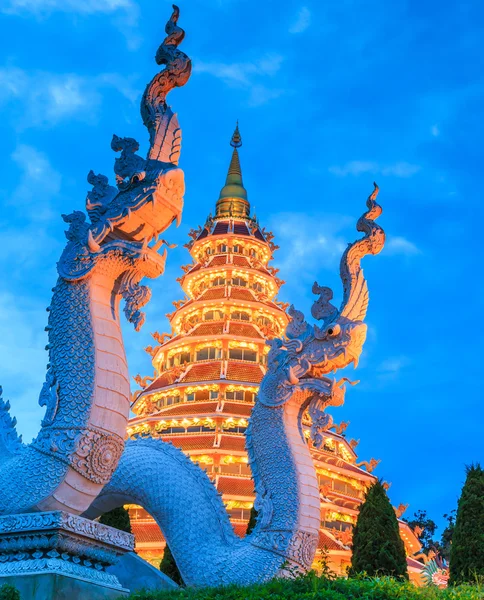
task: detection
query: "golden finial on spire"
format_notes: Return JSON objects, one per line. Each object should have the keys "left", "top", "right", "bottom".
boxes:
{"left": 215, "top": 122, "right": 249, "bottom": 218}
{"left": 230, "top": 121, "right": 242, "bottom": 148}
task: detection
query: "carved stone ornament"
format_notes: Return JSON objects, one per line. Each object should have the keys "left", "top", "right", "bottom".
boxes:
{"left": 69, "top": 430, "right": 125, "bottom": 485}
{"left": 0, "top": 511, "right": 133, "bottom": 589}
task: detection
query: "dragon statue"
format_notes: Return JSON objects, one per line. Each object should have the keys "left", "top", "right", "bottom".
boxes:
{"left": 0, "top": 5, "right": 386, "bottom": 588}
{"left": 86, "top": 183, "right": 385, "bottom": 586}
{"left": 0, "top": 5, "right": 191, "bottom": 516}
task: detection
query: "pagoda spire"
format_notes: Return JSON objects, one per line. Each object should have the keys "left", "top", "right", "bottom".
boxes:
{"left": 215, "top": 123, "right": 250, "bottom": 219}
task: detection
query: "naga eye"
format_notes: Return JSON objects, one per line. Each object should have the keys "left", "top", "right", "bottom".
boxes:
{"left": 326, "top": 323, "right": 341, "bottom": 337}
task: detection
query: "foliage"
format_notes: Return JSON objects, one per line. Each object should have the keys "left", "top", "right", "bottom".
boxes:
{"left": 99, "top": 506, "right": 132, "bottom": 533}
{"left": 0, "top": 585, "right": 20, "bottom": 600}
{"left": 449, "top": 464, "right": 484, "bottom": 586}
{"left": 160, "top": 544, "right": 184, "bottom": 586}
{"left": 124, "top": 571, "right": 483, "bottom": 600}
{"left": 408, "top": 509, "right": 439, "bottom": 552}
{"left": 349, "top": 480, "right": 408, "bottom": 580}
{"left": 245, "top": 505, "right": 258, "bottom": 535}
{"left": 441, "top": 511, "right": 456, "bottom": 562}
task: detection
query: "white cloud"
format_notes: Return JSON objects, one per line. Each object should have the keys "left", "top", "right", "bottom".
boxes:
{"left": 195, "top": 54, "right": 283, "bottom": 86}
{"left": 1, "top": 0, "right": 141, "bottom": 47}
{"left": 378, "top": 356, "right": 411, "bottom": 374}
{"left": 2, "top": 0, "right": 133, "bottom": 16}
{"left": 194, "top": 54, "right": 284, "bottom": 106}
{"left": 385, "top": 236, "right": 421, "bottom": 257}
{"left": 289, "top": 6, "right": 311, "bottom": 34}
{"left": 10, "top": 145, "right": 61, "bottom": 209}
{"left": 0, "top": 67, "right": 138, "bottom": 127}
{"left": 329, "top": 160, "right": 421, "bottom": 178}
{"left": 0, "top": 291, "right": 47, "bottom": 441}
{"left": 268, "top": 212, "right": 353, "bottom": 275}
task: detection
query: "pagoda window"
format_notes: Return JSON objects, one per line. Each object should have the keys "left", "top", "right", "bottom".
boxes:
{"left": 232, "top": 276, "right": 247, "bottom": 287}
{"left": 225, "top": 390, "right": 244, "bottom": 401}
{"left": 210, "top": 390, "right": 219, "bottom": 399}
{"left": 231, "top": 311, "right": 250, "bottom": 321}
{"left": 186, "top": 389, "right": 218, "bottom": 402}
{"left": 217, "top": 244, "right": 227, "bottom": 253}
{"left": 252, "top": 282, "right": 264, "bottom": 293}
{"left": 228, "top": 348, "right": 257, "bottom": 362}
{"left": 196, "top": 347, "right": 221, "bottom": 361}
{"left": 166, "top": 426, "right": 185, "bottom": 434}
{"left": 206, "top": 247, "right": 212, "bottom": 255}
{"left": 204, "top": 310, "right": 224, "bottom": 321}
{"left": 224, "top": 424, "right": 247, "bottom": 434}
{"left": 321, "top": 519, "right": 352, "bottom": 533}
{"left": 257, "top": 316, "right": 271, "bottom": 327}
{"left": 249, "top": 248, "right": 257, "bottom": 259}
{"left": 170, "top": 351, "right": 191, "bottom": 367}
{"left": 212, "top": 276, "right": 226, "bottom": 287}
{"left": 225, "top": 390, "right": 254, "bottom": 402}
{"left": 233, "top": 244, "right": 243, "bottom": 254}
{"left": 160, "top": 395, "right": 180, "bottom": 408}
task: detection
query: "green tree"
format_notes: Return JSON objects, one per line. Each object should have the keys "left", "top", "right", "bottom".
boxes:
{"left": 449, "top": 464, "right": 484, "bottom": 585}
{"left": 0, "top": 584, "right": 20, "bottom": 600}
{"left": 160, "top": 543, "right": 184, "bottom": 586}
{"left": 245, "top": 505, "right": 258, "bottom": 535}
{"left": 349, "top": 480, "right": 408, "bottom": 580}
{"left": 440, "top": 510, "right": 456, "bottom": 562}
{"left": 406, "top": 509, "right": 438, "bottom": 553}
{"left": 99, "top": 506, "right": 132, "bottom": 533}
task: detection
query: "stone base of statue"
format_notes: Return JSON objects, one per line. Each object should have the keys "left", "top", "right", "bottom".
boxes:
{"left": 0, "top": 511, "right": 134, "bottom": 599}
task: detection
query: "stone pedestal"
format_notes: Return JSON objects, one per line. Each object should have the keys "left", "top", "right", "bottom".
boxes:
{"left": 0, "top": 511, "right": 134, "bottom": 598}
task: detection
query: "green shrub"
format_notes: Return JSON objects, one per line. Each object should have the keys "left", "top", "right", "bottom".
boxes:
{"left": 450, "top": 464, "right": 484, "bottom": 586}
{"left": 99, "top": 506, "right": 132, "bottom": 533}
{"left": 0, "top": 584, "right": 20, "bottom": 600}
{"left": 349, "top": 480, "right": 408, "bottom": 580}
{"left": 159, "top": 544, "right": 184, "bottom": 586}
{"left": 124, "top": 572, "right": 483, "bottom": 600}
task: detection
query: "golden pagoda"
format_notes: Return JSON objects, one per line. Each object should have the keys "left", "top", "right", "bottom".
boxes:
{"left": 127, "top": 126, "right": 423, "bottom": 580}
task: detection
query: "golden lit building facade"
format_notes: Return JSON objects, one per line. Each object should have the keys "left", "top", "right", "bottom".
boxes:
{"left": 128, "top": 127, "right": 422, "bottom": 580}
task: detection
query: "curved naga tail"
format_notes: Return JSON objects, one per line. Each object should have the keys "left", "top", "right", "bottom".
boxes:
{"left": 141, "top": 5, "right": 192, "bottom": 165}
{"left": 339, "top": 182, "right": 385, "bottom": 322}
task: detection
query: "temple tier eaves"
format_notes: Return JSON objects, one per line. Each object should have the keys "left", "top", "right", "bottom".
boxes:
{"left": 127, "top": 127, "right": 421, "bottom": 572}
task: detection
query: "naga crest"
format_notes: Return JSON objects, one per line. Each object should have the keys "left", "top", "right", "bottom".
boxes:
{"left": 258, "top": 183, "right": 385, "bottom": 441}
{"left": 58, "top": 6, "right": 192, "bottom": 330}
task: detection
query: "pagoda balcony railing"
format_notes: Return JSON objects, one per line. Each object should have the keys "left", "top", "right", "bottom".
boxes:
{"left": 320, "top": 478, "right": 364, "bottom": 500}
{"left": 158, "top": 430, "right": 216, "bottom": 438}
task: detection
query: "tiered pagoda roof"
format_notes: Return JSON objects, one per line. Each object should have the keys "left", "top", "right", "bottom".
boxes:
{"left": 127, "top": 126, "right": 422, "bottom": 581}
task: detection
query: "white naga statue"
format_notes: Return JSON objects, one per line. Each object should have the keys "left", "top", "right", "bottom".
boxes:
{"left": 0, "top": 6, "right": 385, "bottom": 588}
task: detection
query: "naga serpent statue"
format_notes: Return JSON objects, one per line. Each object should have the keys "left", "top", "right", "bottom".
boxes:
{"left": 86, "top": 184, "right": 385, "bottom": 586}
{"left": 0, "top": 5, "right": 386, "bottom": 589}
{"left": 0, "top": 5, "right": 191, "bottom": 516}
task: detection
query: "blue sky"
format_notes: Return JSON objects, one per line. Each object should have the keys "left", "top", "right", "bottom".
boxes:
{"left": 0, "top": 0, "right": 482, "bottom": 534}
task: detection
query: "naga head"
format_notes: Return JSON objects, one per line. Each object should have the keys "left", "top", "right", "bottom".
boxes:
{"left": 58, "top": 6, "right": 192, "bottom": 330}
{"left": 258, "top": 183, "right": 385, "bottom": 426}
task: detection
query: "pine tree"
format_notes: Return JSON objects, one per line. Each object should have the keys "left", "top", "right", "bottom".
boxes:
{"left": 99, "top": 506, "right": 132, "bottom": 533}
{"left": 349, "top": 480, "right": 408, "bottom": 580}
{"left": 160, "top": 543, "right": 184, "bottom": 586}
{"left": 449, "top": 464, "right": 484, "bottom": 585}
